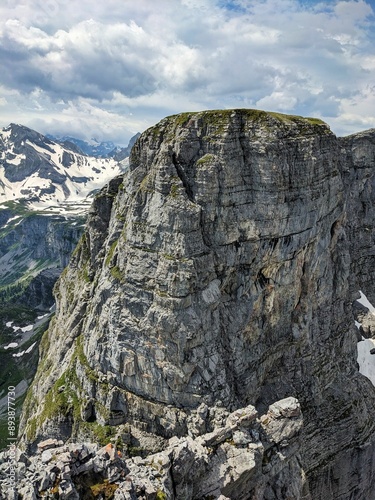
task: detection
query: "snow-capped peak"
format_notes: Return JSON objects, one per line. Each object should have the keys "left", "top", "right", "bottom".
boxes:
{"left": 0, "top": 123, "right": 129, "bottom": 213}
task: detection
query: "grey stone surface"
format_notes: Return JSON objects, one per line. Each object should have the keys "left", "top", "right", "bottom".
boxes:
{"left": 340, "top": 129, "right": 375, "bottom": 305}
{"left": 1, "top": 401, "right": 307, "bottom": 499}
{"left": 16, "top": 109, "right": 375, "bottom": 498}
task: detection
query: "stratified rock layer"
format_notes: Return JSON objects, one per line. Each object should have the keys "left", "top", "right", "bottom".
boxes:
{"left": 340, "top": 129, "right": 375, "bottom": 304}
{"left": 19, "top": 110, "right": 375, "bottom": 499}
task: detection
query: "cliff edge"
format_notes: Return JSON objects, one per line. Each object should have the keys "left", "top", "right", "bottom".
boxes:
{"left": 16, "top": 109, "right": 375, "bottom": 498}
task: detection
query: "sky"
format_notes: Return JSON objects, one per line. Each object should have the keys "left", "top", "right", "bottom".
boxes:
{"left": 0, "top": 0, "right": 375, "bottom": 145}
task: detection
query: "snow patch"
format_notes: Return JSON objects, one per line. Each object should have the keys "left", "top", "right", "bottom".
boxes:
{"left": 11, "top": 343, "right": 36, "bottom": 357}
{"left": 3, "top": 342, "right": 18, "bottom": 350}
{"left": 4, "top": 216, "right": 21, "bottom": 226}
{"left": 357, "top": 339, "right": 375, "bottom": 386}
{"left": 6, "top": 154, "right": 25, "bottom": 165}
{"left": 25, "top": 342, "right": 36, "bottom": 354}
{"left": 37, "top": 314, "right": 48, "bottom": 320}
{"left": 357, "top": 290, "right": 375, "bottom": 315}
{"left": 357, "top": 291, "right": 375, "bottom": 386}
{"left": 12, "top": 351, "right": 25, "bottom": 358}
{"left": 1, "top": 129, "right": 11, "bottom": 141}
{"left": 20, "top": 324, "right": 33, "bottom": 333}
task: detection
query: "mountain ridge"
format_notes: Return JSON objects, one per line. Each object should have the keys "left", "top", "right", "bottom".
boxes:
{"left": 0, "top": 123, "right": 129, "bottom": 213}
{"left": 11, "top": 109, "right": 375, "bottom": 498}
{"left": 46, "top": 132, "right": 141, "bottom": 160}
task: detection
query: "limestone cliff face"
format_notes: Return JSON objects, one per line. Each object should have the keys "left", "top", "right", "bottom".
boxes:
{"left": 340, "top": 130, "right": 375, "bottom": 304}
{"left": 19, "top": 110, "right": 375, "bottom": 498}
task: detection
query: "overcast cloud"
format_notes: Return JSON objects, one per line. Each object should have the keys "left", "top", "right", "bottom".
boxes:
{"left": 0, "top": 0, "right": 374, "bottom": 144}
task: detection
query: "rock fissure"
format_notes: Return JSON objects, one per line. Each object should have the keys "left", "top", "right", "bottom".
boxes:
{"left": 171, "top": 152, "right": 195, "bottom": 203}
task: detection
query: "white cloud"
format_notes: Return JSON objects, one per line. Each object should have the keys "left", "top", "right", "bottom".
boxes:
{"left": 256, "top": 91, "right": 298, "bottom": 111}
{"left": 0, "top": 0, "right": 374, "bottom": 141}
{"left": 330, "top": 86, "right": 375, "bottom": 135}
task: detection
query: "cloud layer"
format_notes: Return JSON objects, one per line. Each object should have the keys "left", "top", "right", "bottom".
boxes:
{"left": 0, "top": 0, "right": 374, "bottom": 143}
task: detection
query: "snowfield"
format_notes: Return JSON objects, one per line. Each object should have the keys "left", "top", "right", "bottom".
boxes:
{"left": 0, "top": 124, "right": 128, "bottom": 214}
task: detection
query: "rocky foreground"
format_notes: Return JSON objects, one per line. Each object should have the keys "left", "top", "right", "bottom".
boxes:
{"left": 2, "top": 109, "right": 374, "bottom": 498}
{"left": 1, "top": 398, "right": 306, "bottom": 499}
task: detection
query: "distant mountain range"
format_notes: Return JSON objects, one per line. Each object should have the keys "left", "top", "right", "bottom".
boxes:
{"left": 46, "top": 135, "right": 119, "bottom": 157}
{"left": 0, "top": 124, "right": 140, "bottom": 213}
{"left": 46, "top": 132, "right": 141, "bottom": 160}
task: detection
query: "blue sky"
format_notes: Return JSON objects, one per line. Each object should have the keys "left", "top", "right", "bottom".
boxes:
{"left": 0, "top": 0, "right": 374, "bottom": 144}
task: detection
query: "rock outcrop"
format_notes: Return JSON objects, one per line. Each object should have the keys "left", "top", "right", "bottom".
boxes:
{"left": 17, "top": 109, "right": 375, "bottom": 498}
{"left": 2, "top": 399, "right": 308, "bottom": 499}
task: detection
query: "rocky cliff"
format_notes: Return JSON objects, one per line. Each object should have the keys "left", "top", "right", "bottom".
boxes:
{"left": 0, "top": 207, "right": 83, "bottom": 308}
{"left": 16, "top": 109, "right": 375, "bottom": 498}
{"left": 340, "top": 130, "right": 375, "bottom": 304}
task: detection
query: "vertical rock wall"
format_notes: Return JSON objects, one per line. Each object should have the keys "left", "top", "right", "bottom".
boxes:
{"left": 340, "top": 130, "right": 375, "bottom": 304}
{"left": 19, "top": 110, "right": 375, "bottom": 498}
